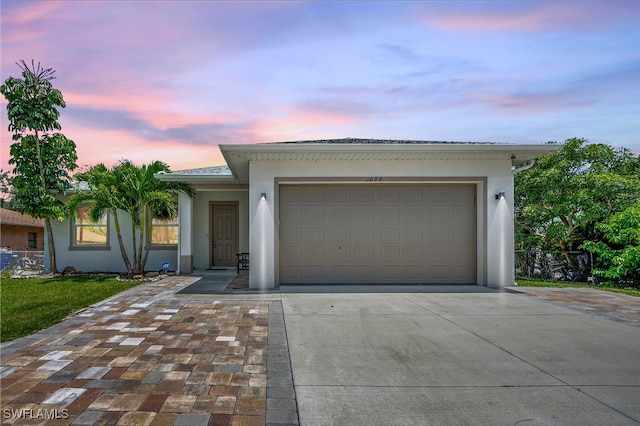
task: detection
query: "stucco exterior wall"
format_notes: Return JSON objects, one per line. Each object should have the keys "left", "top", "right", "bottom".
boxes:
{"left": 47, "top": 190, "right": 249, "bottom": 274}
{"left": 47, "top": 210, "right": 177, "bottom": 273}
{"left": 248, "top": 159, "right": 515, "bottom": 289}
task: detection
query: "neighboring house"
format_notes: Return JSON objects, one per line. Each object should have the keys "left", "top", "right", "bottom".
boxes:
{"left": 0, "top": 207, "right": 44, "bottom": 251}
{"left": 49, "top": 139, "right": 559, "bottom": 288}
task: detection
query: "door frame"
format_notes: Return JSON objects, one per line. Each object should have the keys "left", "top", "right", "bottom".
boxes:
{"left": 209, "top": 202, "right": 239, "bottom": 268}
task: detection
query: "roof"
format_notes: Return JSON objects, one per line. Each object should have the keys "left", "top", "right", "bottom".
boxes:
{"left": 155, "top": 165, "right": 238, "bottom": 183}
{"left": 0, "top": 208, "right": 44, "bottom": 228}
{"left": 220, "top": 138, "right": 561, "bottom": 182}
{"left": 156, "top": 139, "right": 561, "bottom": 183}
{"left": 159, "top": 165, "right": 233, "bottom": 176}
{"left": 269, "top": 137, "right": 499, "bottom": 145}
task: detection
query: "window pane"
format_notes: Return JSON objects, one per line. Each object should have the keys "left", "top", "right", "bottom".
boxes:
{"left": 151, "top": 226, "right": 178, "bottom": 244}
{"left": 152, "top": 216, "right": 178, "bottom": 244}
{"left": 28, "top": 232, "right": 37, "bottom": 249}
{"left": 76, "top": 207, "right": 107, "bottom": 225}
{"left": 76, "top": 225, "right": 108, "bottom": 244}
{"left": 75, "top": 207, "right": 108, "bottom": 245}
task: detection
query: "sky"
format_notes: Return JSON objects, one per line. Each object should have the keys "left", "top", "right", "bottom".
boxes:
{"left": 1, "top": 0, "right": 639, "bottom": 173}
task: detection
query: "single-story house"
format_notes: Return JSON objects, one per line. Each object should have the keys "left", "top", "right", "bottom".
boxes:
{"left": 49, "top": 139, "right": 559, "bottom": 288}
{"left": 0, "top": 207, "right": 44, "bottom": 251}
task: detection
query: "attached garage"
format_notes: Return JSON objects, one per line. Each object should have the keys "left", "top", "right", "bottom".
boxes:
{"left": 158, "top": 139, "right": 560, "bottom": 289}
{"left": 279, "top": 183, "right": 476, "bottom": 284}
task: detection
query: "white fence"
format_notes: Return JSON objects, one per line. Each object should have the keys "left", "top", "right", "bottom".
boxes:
{"left": 0, "top": 250, "right": 45, "bottom": 273}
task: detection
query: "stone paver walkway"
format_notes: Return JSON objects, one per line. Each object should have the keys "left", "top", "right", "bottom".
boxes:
{"left": 509, "top": 286, "right": 640, "bottom": 326}
{"left": 0, "top": 276, "right": 296, "bottom": 426}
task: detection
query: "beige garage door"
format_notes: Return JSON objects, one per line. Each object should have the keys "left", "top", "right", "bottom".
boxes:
{"left": 279, "top": 184, "right": 476, "bottom": 284}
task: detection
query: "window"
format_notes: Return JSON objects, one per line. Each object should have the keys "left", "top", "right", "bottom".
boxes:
{"left": 151, "top": 216, "right": 178, "bottom": 245}
{"left": 28, "top": 232, "right": 37, "bottom": 249}
{"left": 73, "top": 206, "right": 108, "bottom": 246}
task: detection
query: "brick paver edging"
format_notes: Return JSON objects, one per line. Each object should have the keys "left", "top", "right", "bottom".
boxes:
{"left": 508, "top": 287, "right": 640, "bottom": 327}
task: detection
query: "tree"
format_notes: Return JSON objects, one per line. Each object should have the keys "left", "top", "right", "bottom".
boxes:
{"left": 583, "top": 203, "right": 640, "bottom": 287}
{"left": 0, "top": 169, "right": 12, "bottom": 209}
{"left": 68, "top": 160, "right": 195, "bottom": 275}
{"left": 1, "top": 60, "right": 78, "bottom": 273}
{"left": 515, "top": 138, "right": 640, "bottom": 279}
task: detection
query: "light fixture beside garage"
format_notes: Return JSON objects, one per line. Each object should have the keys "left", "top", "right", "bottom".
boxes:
{"left": 260, "top": 192, "right": 267, "bottom": 200}
{"left": 495, "top": 192, "right": 505, "bottom": 200}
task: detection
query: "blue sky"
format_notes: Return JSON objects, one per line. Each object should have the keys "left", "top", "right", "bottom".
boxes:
{"left": 2, "top": 0, "right": 639, "bottom": 171}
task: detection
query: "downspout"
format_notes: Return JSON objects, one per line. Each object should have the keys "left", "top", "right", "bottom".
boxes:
{"left": 512, "top": 159, "right": 536, "bottom": 174}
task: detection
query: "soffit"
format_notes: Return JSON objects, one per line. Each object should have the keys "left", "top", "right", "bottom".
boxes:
{"left": 220, "top": 143, "right": 561, "bottom": 182}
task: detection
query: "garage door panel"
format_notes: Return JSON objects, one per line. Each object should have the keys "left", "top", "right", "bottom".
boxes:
{"left": 379, "top": 188, "right": 402, "bottom": 202}
{"left": 353, "top": 189, "right": 375, "bottom": 202}
{"left": 280, "top": 207, "right": 301, "bottom": 222}
{"left": 302, "top": 227, "right": 326, "bottom": 241}
{"left": 330, "top": 188, "right": 352, "bottom": 202}
{"left": 352, "top": 208, "right": 375, "bottom": 222}
{"left": 351, "top": 245, "right": 375, "bottom": 261}
{"left": 281, "top": 228, "right": 302, "bottom": 243}
{"left": 300, "top": 208, "right": 325, "bottom": 222}
{"left": 425, "top": 188, "right": 450, "bottom": 202}
{"left": 279, "top": 184, "right": 475, "bottom": 284}
{"left": 330, "top": 208, "right": 352, "bottom": 222}
{"left": 351, "top": 227, "right": 375, "bottom": 242}
{"left": 402, "top": 208, "right": 424, "bottom": 222}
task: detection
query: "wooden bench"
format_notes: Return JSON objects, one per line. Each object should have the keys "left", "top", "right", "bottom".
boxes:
{"left": 236, "top": 253, "right": 249, "bottom": 274}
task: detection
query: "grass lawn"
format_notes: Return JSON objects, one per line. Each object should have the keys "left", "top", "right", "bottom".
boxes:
{"left": 516, "top": 277, "right": 640, "bottom": 297}
{"left": 0, "top": 275, "right": 143, "bottom": 342}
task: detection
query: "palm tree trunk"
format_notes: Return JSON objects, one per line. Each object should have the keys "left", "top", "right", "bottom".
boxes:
{"left": 131, "top": 217, "right": 138, "bottom": 274}
{"left": 135, "top": 214, "right": 144, "bottom": 273}
{"left": 141, "top": 220, "right": 152, "bottom": 273}
{"left": 112, "top": 209, "right": 133, "bottom": 273}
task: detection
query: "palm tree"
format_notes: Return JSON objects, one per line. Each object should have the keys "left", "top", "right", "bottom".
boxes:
{"left": 68, "top": 160, "right": 194, "bottom": 275}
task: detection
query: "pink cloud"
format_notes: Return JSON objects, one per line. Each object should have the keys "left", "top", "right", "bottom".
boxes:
{"left": 249, "top": 103, "right": 366, "bottom": 141}
{"left": 468, "top": 90, "right": 592, "bottom": 115}
{"left": 68, "top": 127, "right": 225, "bottom": 171}
{"left": 0, "top": 2, "right": 68, "bottom": 46}
{"left": 420, "top": 2, "right": 639, "bottom": 33}
{"left": 1, "top": 1, "right": 64, "bottom": 25}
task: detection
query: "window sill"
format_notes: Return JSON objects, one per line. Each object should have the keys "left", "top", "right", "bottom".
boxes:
{"left": 69, "top": 245, "right": 111, "bottom": 251}
{"left": 149, "top": 244, "right": 178, "bottom": 250}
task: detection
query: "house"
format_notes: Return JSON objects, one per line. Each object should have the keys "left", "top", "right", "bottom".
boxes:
{"left": 0, "top": 207, "right": 44, "bottom": 251}
{"left": 49, "top": 139, "right": 559, "bottom": 288}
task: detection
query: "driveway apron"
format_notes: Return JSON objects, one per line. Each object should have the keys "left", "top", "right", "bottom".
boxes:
{"left": 281, "top": 285, "right": 640, "bottom": 426}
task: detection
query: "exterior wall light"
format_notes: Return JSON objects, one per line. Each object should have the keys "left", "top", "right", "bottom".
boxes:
{"left": 495, "top": 192, "right": 505, "bottom": 200}
{"left": 261, "top": 193, "right": 267, "bottom": 200}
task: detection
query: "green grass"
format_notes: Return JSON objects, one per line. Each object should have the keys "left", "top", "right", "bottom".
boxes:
{"left": 0, "top": 274, "right": 143, "bottom": 342}
{"left": 515, "top": 277, "right": 640, "bottom": 297}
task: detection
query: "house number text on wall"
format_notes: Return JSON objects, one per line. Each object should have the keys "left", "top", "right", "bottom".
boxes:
{"left": 366, "top": 177, "right": 383, "bottom": 182}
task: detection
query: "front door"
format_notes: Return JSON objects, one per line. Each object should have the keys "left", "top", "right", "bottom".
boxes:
{"left": 211, "top": 203, "right": 238, "bottom": 267}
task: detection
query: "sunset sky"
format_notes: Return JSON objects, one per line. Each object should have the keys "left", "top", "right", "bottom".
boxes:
{"left": 1, "top": 1, "right": 639, "bottom": 173}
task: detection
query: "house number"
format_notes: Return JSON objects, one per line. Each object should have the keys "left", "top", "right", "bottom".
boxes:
{"left": 366, "top": 177, "right": 383, "bottom": 182}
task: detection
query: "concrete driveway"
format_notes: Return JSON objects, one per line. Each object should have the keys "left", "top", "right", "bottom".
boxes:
{"left": 280, "top": 285, "right": 640, "bottom": 426}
